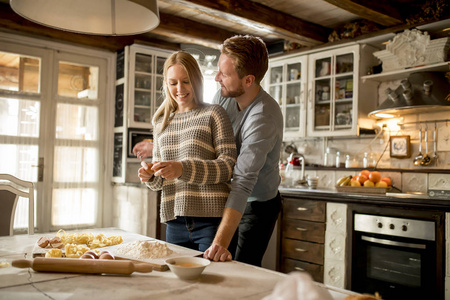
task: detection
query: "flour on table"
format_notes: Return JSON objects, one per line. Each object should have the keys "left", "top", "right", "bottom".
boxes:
{"left": 115, "top": 241, "right": 174, "bottom": 259}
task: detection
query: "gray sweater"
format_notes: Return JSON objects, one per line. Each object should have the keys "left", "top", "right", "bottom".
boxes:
{"left": 212, "top": 88, "right": 283, "bottom": 214}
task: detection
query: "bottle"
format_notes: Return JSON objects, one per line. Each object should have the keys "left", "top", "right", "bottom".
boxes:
{"left": 336, "top": 151, "right": 340, "bottom": 168}
{"left": 363, "top": 152, "right": 368, "bottom": 168}
{"left": 345, "top": 155, "right": 351, "bottom": 168}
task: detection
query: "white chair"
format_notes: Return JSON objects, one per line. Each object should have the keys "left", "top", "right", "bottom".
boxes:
{"left": 0, "top": 174, "right": 34, "bottom": 236}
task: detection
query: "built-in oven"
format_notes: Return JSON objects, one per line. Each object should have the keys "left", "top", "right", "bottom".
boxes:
{"left": 352, "top": 211, "right": 444, "bottom": 300}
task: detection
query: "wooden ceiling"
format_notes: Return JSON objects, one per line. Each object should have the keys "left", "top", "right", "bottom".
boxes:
{"left": 0, "top": 0, "right": 448, "bottom": 53}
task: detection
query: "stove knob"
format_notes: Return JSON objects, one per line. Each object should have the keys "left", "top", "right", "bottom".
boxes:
{"left": 402, "top": 225, "right": 408, "bottom": 232}
{"left": 377, "top": 222, "right": 383, "bottom": 228}
{"left": 389, "top": 224, "right": 395, "bottom": 230}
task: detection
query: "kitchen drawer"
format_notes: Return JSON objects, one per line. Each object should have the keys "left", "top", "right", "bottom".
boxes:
{"left": 282, "top": 238, "right": 324, "bottom": 265}
{"left": 282, "top": 219, "right": 325, "bottom": 243}
{"left": 283, "top": 198, "right": 325, "bottom": 222}
{"left": 282, "top": 258, "right": 324, "bottom": 283}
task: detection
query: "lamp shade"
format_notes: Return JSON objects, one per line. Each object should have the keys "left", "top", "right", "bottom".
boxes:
{"left": 10, "top": 0, "right": 160, "bottom": 36}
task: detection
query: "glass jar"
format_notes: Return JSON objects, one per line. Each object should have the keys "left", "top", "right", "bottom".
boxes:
{"left": 345, "top": 155, "right": 359, "bottom": 168}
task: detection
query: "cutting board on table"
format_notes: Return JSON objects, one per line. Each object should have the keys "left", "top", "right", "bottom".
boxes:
{"left": 32, "top": 240, "right": 203, "bottom": 271}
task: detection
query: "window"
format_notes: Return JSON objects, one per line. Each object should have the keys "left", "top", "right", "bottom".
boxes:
{"left": 0, "top": 35, "right": 113, "bottom": 233}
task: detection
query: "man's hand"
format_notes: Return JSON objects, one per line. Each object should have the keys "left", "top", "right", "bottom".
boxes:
{"left": 151, "top": 161, "right": 183, "bottom": 179}
{"left": 203, "top": 207, "right": 242, "bottom": 262}
{"left": 204, "top": 244, "right": 232, "bottom": 262}
{"left": 133, "top": 141, "right": 153, "bottom": 160}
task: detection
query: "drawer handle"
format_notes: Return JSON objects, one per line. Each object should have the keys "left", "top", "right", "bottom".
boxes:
{"left": 296, "top": 227, "right": 307, "bottom": 231}
{"left": 295, "top": 248, "right": 306, "bottom": 252}
{"left": 295, "top": 267, "right": 305, "bottom": 271}
{"left": 297, "top": 207, "right": 308, "bottom": 211}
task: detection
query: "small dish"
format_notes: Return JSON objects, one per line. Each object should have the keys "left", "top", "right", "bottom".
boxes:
{"left": 165, "top": 256, "right": 210, "bottom": 280}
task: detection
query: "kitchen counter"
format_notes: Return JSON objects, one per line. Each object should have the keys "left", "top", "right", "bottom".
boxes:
{"left": 0, "top": 228, "right": 356, "bottom": 300}
{"left": 279, "top": 186, "right": 450, "bottom": 210}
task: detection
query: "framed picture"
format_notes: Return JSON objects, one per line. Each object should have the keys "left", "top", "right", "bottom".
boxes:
{"left": 390, "top": 135, "right": 411, "bottom": 158}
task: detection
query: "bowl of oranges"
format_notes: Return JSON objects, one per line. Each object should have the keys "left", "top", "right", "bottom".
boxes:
{"left": 336, "top": 170, "right": 392, "bottom": 193}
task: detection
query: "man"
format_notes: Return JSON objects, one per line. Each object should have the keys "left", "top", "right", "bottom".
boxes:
{"left": 203, "top": 35, "right": 283, "bottom": 266}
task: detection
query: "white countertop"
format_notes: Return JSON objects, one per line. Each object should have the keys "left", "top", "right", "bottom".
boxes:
{"left": 0, "top": 228, "right": 356, "bottom": 300}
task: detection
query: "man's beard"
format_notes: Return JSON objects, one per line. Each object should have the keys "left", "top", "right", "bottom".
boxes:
{"left": 220, "top": 84, "right": 245, "bottom": 98}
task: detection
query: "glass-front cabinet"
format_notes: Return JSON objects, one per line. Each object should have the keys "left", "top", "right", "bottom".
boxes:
{"left": 307, "top": 45, "right": 359, "bottom": 136}
{"left": 113, "top": 44, "right": 172, "bottom": 182}
{"left": 306, "top": 44, "right": 378, "bottom": 137}
{"left": 266, "top": 56, "right": 308, "bottom": 138}
{"left": 128, "top": 46, "right": 171, "bottom": 129}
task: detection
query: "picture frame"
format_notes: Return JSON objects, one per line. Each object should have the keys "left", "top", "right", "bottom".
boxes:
{"left": 390, "top": 135, "right": 411, "bottom": 158}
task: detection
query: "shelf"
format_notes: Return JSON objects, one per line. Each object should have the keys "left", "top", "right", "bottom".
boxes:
{"left": 335, "top": 72, "right": 353, "bottom": 78}
{"left": 135, "top": 71, "right": 152, "bottom": 75}
{"left": 334, "top": 125, "right": 352, "bottom": 129}
{"left": 361, "top": 61, "right": 450, "bottom": 82}
{"left": 335, "top": 99, "right": 353, "bottom": 104}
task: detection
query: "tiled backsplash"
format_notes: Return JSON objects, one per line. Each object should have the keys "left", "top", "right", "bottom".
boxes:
{"left": 303, "top": 170, "right": 450, "bottom": 193}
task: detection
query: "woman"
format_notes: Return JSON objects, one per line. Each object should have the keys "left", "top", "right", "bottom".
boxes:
{"left": 138, "top": 51, "right": 237, "bottom": 252}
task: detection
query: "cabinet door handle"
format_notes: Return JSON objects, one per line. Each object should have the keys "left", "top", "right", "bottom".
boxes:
{"left": 295, "top": 248, "right": 306, "bottom": 252}
{"left": 296, "top": 227, "right": 307, "bottom": 231}
{"left": 295, "top": 267, "right": 305, "bottom": 271}
{"left": 297, "top": 207, "right": 308, "bottom": 211}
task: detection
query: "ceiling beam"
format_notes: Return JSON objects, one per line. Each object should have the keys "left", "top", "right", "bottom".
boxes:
{"left": 322, "top": 0, "right": 403, "bottom": 26}
{"left": 0, "top": 3, "right": 179, "bottom": 52}
{"left": 160, "top": 0, "right": 330, "bottom": 46}
{"left": 153, "top": 12, "right": 237, "bottom": 49}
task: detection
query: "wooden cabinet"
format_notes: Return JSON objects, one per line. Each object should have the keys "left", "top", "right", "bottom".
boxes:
{"left": 280, "top": 197, "right": 326, "bottom": 282}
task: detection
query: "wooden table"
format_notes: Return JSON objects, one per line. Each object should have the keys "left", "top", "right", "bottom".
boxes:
{"left": 0, "top": 228, "right": 356, "bottom": 299}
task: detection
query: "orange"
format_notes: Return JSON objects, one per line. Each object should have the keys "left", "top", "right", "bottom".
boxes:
{"left": 360, "top": 170, "right": 370, "bottom": 177}
{"left": 375, "top": 181, "right": 388, "bottom": 187}
{"left": 369, "top": 171, "right": 381, "bottom": 183}
{"left": 364, "top": 180, "right": 375, "bottom": 187}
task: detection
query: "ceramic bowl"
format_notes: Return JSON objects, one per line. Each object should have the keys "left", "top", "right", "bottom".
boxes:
{"left": 165, "top": 256, "right": 210, "bottom": 280}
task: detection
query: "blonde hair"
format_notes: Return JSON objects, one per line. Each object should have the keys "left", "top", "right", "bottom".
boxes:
{"left": 152, "top": 51, "right": 204, "bottom": 130}
{"left": 220, "top": 35, "right": 268, "bottom": 85}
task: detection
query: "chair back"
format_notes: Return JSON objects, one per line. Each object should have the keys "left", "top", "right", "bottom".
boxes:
{"left": 0, "top": 174, "right": 34, "bottom": 236}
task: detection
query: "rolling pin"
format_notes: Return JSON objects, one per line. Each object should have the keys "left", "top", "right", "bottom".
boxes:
{"left": 12, "top": 258, "right": 153, "bottom": 275}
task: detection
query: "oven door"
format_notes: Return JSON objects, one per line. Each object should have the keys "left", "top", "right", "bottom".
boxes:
{"left": 352, "top": 231, "right": 436, "bottom": 300}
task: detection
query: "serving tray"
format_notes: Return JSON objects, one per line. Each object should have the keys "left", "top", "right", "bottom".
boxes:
{"left": 335, "top": 186, "right": 390, "bottom": 194}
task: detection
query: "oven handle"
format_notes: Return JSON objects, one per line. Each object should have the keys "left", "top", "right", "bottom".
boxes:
{"left": 361, "top": 235, "right": 426, "bottom": 249}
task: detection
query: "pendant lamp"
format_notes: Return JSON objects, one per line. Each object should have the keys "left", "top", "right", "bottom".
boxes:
{"left": 10, "top": 0, "right": 160, "bottom": 36}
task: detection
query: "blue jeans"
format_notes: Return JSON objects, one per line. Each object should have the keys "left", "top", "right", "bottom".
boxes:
{"left": 229, "top": 192, "right": 282, "bottom": 267}
{"left": 166, "top": 216, "right": 221, "bottom": 252}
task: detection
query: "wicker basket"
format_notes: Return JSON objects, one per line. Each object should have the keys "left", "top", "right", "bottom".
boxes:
{"left": 335, "top": 186, "right": 389, "bottom": 194}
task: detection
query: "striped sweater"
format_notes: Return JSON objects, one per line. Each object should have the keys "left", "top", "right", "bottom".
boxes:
{"left": 145, "top": 104, "right": 237, "bottom": 223}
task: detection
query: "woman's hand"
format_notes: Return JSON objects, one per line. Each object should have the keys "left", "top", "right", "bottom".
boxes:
{"left": 151, "top": 161, "right": 183, "bottom": 179}
{"left": 138, "top": 162, "right": 155, "bottom": 183}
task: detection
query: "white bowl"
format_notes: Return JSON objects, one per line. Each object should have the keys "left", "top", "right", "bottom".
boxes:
{"left": 165, "top": 256, "right": 210, "bottom": 280}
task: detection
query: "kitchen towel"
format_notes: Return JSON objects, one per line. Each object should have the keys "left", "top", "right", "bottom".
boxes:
{"left": 263, "top": 271, "right": 333, "bottom": 300}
